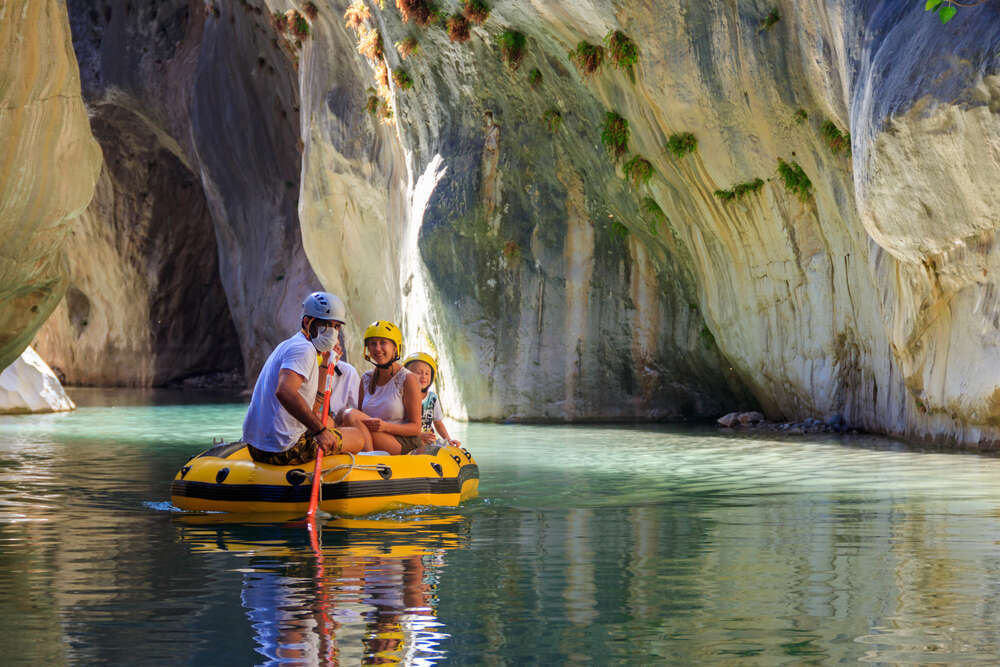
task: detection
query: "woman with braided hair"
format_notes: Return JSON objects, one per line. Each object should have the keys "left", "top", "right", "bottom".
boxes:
{"left": 339, "top": 320, "right": 423, "bottom": 455}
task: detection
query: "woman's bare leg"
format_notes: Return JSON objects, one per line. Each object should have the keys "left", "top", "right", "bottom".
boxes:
{"left": 372, "top": 432, "right": 402, "bottom": 455}
{"left": 340, "top": 409, "right": 373, "bottom": 451}
{"left": 337, "top": 426, "right": 367, "bottom": 454}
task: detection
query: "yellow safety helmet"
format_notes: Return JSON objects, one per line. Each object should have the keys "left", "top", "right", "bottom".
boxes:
{"left": 402, "top": 351, "right": 438, "bottom": 385}
{"left": 363, "top": 320, "right": 403, "bottom": 364}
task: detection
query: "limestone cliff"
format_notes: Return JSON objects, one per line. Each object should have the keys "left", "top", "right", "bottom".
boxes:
{"left": 0, "top": 0, "right": 102, "bottom": 371}
{"left": 8, "top": 0, "right": 1000, "bottom": 445}
{"left": 287, "top": 0, "right": 1000, "bottom": 442}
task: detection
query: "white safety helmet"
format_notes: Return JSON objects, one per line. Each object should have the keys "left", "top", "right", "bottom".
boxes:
{"left": 302, "top": 291, "right": 346, "bottom": 323}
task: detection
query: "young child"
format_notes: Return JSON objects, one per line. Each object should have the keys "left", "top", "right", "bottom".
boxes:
{"left": 402, "top": 352, "right": 461, "bottom": 447}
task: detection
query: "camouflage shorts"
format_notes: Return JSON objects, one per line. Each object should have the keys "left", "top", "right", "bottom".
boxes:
{"left": 247, "top": 427, "right": 343, "bottom": 466}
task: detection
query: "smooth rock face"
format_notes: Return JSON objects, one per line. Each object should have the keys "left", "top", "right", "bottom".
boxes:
{"left": 33, "top": 108, "right": 243, "bottom": 386}
{"left": 0, "top": 0, "right": 102, "bottom": 370}
{"left": 0, "top": 347, "right": 75, "bottom": 415}
{"left": 39, "top": 0, "right": 322, "bottom": 384}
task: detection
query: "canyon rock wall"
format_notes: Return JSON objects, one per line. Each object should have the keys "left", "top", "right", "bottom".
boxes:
{"left": 292, "top": 0, "right": 1000, "bottom": 440}
{"left": 7, "top": 0, "right": 1000, "bottom": 444}
{"left": 0, "top": 0, "right": 102, "bottom": 371}
{"left": 35, "top": 0, "right": 321, "bottom": 386}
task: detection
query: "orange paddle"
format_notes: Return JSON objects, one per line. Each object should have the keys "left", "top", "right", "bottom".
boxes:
{"left": 307, "top": 362, "right": 336, "bottom": 519}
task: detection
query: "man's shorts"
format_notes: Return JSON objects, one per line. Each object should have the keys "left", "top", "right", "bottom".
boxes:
{"left": 247, "top": 427, "right": 343, "bottom": 466}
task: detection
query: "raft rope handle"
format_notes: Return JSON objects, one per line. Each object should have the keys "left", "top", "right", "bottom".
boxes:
{"left": 311, "top": 452, "right": 391, "bottom": 486}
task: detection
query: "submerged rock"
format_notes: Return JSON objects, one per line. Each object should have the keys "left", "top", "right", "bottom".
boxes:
{"left": 0, "top": 347, "right": 75, "bottom": 415}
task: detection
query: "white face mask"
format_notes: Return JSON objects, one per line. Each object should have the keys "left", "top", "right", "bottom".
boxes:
{"left": 310, "top": 324, "right": 338, "bottom": 352}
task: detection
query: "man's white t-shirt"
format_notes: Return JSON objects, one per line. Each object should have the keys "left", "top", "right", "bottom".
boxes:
{"left": 326, "top": 360, "right": 360, "bottom": 416}
{"left": 242, "top": 332, "right": 319, "bottom": 452}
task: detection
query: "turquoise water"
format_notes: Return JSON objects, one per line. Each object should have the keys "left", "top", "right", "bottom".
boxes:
{"left": 3, "top": 390, "right": 1000, "bottom": 664}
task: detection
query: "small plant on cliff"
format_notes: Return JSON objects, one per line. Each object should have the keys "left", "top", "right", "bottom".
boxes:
{"left": 623, "top": 156, "right": 654, "bottom": 186}
{"left": 396, "top": 36, "right": 420, "bottom": 58}
{"left": 393, "top": 68, "right": 414, "bottom": 89}
{"left": 776, "top": 158, "right": 813, "bottom": 201}
{"left": 543, "top": 108, "right": 562, "bottom": 133}
{"left": 429, "top": 7, "right": 448, "bottom": 27}
{"left": 700, "top": 325, "right": 715, "bottom": 348}
{"left": 665, "top": 132, "right": 697, "bottom": 158}
{"left": 609, "top": 219, "right": 630, "bottom": 240}
{"left": 396, "top": 0, "right": 434, "bottom": 26}
{"left": 344, "top": 1, "right": 370, "bottom": 31}
{"left": 365, "top": 94, "right": 381, "bottom": 115}
{"left": 601, "top": 111, "right": 630, "bottom": 162}
{"left": 498, "top": 30, "right": 527, "bottom": 69}
{"left": 642, "top": 197, "right": 666, "bottom": 221}
{"left": 303, "top": 2, "right": 319, "bottom": 20}
{"left": 820, "top": 120, "right": 851, "bottom": 155}
{"left": 502, "top": 239, "right": 521, "bottom": 262}
{"left": 287, "top": 10, "right": 310, "bottom": 38}
{"left": 604, "top": 30, "right": 638, "bottom": 81}
{"left": 570, "top": 41, "right": 605, "bottom": 75}
{"left": 924, "top": 0, "right": 974, "bottom": 24}
{"left": 463, "top": 0, "right": 490, "bottom": 24}
{"left": 357, "top": 27, "right": 384, "bottom": 60}
{"left": 714, "top": 177, "right": 764, "bottom": 202}
{"left": 760, "top": 8, "right": 780, "bottom": 31}
{"left": 447, "top": 13, "right": 471, "bottom": 42}
{"left": 380, "top": 103, "right": 395, "bottom": 125}
{"left": 528, "top": 68, "right": 543, "bottom": 89}
{"left": 374, "top": 59, "right": 391, "bottom": 98}
{"left": 271, "top": 10, "right": 287, "bottom": 32}
{"left": 794, "top": 108, "right": 808, "bottom": 124}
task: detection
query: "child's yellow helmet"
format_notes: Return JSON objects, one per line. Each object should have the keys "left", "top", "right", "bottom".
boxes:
{"left": 403, "top": 351, "right": 437, "bottom": 385}
{"left": 363, "top": 320, "right": 403, "bottom": 363}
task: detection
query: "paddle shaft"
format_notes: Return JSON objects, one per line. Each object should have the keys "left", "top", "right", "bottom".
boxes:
{"left": 307, "top": 364, "right": 336, "bottom": 518}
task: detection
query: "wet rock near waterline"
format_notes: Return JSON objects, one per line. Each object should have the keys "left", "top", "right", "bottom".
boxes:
{"left": 718, "top": 412, "right": 857, "bottom": 435}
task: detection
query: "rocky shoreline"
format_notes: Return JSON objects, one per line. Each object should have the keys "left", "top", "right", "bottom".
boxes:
{"left": 717, "top": 411, "right": 861, "bottom": 435}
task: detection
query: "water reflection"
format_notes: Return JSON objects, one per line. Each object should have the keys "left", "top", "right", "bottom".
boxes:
{"left": 174, "top": 514, "right": 468, "bottom": 665}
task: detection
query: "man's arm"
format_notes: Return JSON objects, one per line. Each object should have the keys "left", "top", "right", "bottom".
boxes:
{"left": 275, "top": 368, "right": 324, "bottom": 433}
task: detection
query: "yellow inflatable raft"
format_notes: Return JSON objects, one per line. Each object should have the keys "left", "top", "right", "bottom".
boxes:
{"left": 170, "top": 441, "right": 479, "bottom": 516}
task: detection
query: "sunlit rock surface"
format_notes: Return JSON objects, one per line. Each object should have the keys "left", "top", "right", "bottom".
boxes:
{"left": 0, "top": 347, "right": 75, "bottom": 415}
{"left": 290, "top": 0, "right": 999, "bottom": 441}
{"left": 12, "top": 1, "right": 1000, "bottom": 443}
{"left": 0, "top": 0, "right": 102, "bottom": 370}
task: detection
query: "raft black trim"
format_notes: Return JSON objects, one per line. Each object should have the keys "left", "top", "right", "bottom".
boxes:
{"left": 195, "top": 441, "right": 248, "bottom": 460}
{"left": 172, "top": 465, "right": 479, "bottom": 504}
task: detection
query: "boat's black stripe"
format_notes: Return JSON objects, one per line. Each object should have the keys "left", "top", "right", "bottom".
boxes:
{"left": 172, "top": 464, "right": 479, "bottom": 504}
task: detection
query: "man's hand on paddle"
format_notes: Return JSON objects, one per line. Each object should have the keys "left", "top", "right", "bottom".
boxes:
{"left": 316, "top": 427, "right": 337, "bottom": 453}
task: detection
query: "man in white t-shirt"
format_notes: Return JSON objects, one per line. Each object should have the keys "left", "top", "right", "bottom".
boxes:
{"left": 242, "top": 291, "right": 369, "bottom": 465}
{"left": 326, "top": 353, "right": 361, "bottom": 423}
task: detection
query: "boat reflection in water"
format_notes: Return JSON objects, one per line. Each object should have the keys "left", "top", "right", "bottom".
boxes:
{"left": 174, "top": 513, "right": 469, "bottom": 665}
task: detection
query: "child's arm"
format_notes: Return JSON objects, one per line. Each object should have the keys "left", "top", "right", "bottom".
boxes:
{"left": 433, "top": 419, "right": 460, "bottom": 446}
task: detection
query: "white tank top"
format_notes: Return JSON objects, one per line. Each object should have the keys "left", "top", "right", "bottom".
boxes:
{"left": 360, "top": 367, "right": 412, "bottom": 423}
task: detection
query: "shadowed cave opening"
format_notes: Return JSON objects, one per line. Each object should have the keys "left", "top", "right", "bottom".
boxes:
{"left": 59, "top": 104, "right": 244, "bottom": 388}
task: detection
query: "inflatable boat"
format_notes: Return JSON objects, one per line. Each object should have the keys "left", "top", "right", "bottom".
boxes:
{"left": 170, "top": 441, "right": 479, "bottom": 516}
